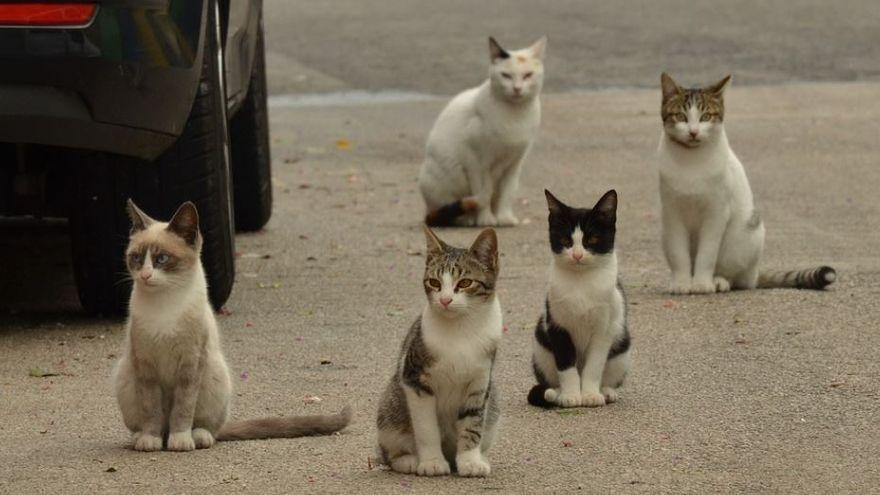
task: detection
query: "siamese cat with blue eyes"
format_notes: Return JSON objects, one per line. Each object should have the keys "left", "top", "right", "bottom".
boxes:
{"left": 419, "top": 36, "right": 546, "bottom": 227}
{"left": 113, "top": 200, "right": 351, "bottom": 452}
{"left": 528, "top": 190, "right": 631, "bottom": 409}
{"left": 658, "top": 73, "right": 836, "bottom": 294}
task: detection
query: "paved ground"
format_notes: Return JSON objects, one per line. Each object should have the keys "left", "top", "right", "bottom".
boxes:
{"left": 264, "top": 0, "right": 880, "bottom": 95}
{"left": 3, "top": 1, "right": 880, "bottom": 493}
{"left": 2, "top": 82, "right": 879, "bottom": 493}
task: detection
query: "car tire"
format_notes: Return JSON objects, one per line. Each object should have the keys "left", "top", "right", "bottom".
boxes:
{"left": 69, "top": 0, "right": 235, "bottom": 315}
{"left": 229, "top": 18, "right": 273, "bottom": 232}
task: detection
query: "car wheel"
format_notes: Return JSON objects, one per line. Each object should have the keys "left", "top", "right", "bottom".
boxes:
{"left": 229, "top": 17, "right": 273, "bottom": 232}
{"left": 69, "top": 0, "right": 235, "bottom": 315}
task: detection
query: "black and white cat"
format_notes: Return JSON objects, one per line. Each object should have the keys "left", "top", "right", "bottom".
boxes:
{"left": 528, "top": 190, "right": 631, "bottom": 408}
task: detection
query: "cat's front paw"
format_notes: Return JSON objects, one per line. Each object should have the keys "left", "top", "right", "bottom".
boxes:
{"left": 601, "top": 387, "right": 620, "bottom": 404}
{"left": 416, "top": 457, "right": 451, "bottom": 476}
{"left": 133, "top": 432, "right": 163, "bottom": 452}
{"left": 475, "top": 210, "right": 497, "bottom": 227}
{"left": 456, "top": 451, "right": 491, "bottom": 477}
{"left": 581, "top": 391, "right": 606, "bottom": 407}
{"left": 390, "top": 454, "right": 418, "bottom": 474}
{"left": 167, "top": 431, "right": 196, "bottom": 452}
{"left": 192, "top": 428, "right": 215, "bottom": 449}
{"left": 714, "top": 276, "right": 731, "bottom": 293}
{"left": 690, "top": 278, "right": 717, "bottom": 294}
{"left": 495, "top": 211, "right": 520, "bottom": 227}
{"left": 555, "top": 391, "right": 582, "bottom": 408}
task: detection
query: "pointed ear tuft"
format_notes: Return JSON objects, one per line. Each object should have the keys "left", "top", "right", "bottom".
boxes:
{"left": 127, "top": 199, "right": 155, "bottom": 234}
{"left": 529, "top": 35, "right": 547, "bottom": 59}
{"left": 707, "top": 74, "right": 731, "bottom": 96}
{"left": 544, "top": 189, "right": 567, "bottom": 215}
{"left": 423, "top": 225, "right": 447, "bottom": 256}
{"left": 661, "top": 72, "right": 680, "bottom": 100}
{"left": 489, "top": 36, "right": 510, "bottom": 62}
{"left": 469, "top": 228, "right": 498, "bottom": 272}
{"left": 167, "top": 201, "right": 200, "bottom": 246}
{"left": 593, "top": 190, "right": 618, "bottom": 222}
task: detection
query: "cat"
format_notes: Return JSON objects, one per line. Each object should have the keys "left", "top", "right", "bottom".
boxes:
{"left": 377, "top": 227, "right": 502, "bottom": 477}
{"left": 113, "top": 199, "right": 351, "bottom": 452}
{"left": 419, "top": 36, "right": 546, "bottom": 227}
{"left": 528, "top": 190, "right": 631, "bottom": 409}
{"left": 657, "top": 73, "right": 836, "bottom": 294}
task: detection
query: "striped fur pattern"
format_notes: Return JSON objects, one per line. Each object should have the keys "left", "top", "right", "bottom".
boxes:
{"left": 377, "top": 227, "right": 502, "bottom": 477}
{"left": 657, "top": 73, "right": 837, "bottom": 294}
{"left": 528, "top": 190, "right": 632, "bottom": 409}
{"left": 114, "top": 201, "right": 351, "bottom": 452}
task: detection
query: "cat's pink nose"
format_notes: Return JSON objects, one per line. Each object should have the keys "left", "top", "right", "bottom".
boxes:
{"left": 572, "top": 252, "right": 583, "bottom": 261}
{"left": 689, "top": 130, "right": 699, "bottom": 139}
{"left": 513, "top": 87, "right": 522, "bottom": 95}
{"left": 439, "top": 296, "right": 452, "bottom": 307}
{"left": 140, "top": 271, "right": 152, "bottom": 281}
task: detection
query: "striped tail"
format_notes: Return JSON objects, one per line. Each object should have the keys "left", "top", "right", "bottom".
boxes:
{"left": 757, "top": 266, "right": 837, "bottom": 290}
{"left": 216, "top": 406, "right": 352, "bottom": 441}
{"left": 527, "top": 385, "right": 556, "bottom": 409}
{"left": 424, "top": 197, "right": 479, "bottom": 227}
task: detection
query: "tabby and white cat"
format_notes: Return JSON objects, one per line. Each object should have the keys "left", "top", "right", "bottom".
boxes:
{"left": 377, "top": 227, "right": 502, "bottom": 477}
{"left": 419, "top": 36, "right": 546, "bottom": 227}
{"left": 658, "top": 73, "right": 836, "bottom": 294}
{"left": 113, "top": 200, "right": 351, "bottom": 452}
{"left": 528, "top": 190, "right": 631, "bottom": 409}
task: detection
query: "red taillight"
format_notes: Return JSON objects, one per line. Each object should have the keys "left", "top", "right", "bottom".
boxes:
{"left": 0, "top": 3, "right": 97, "bottom": 26}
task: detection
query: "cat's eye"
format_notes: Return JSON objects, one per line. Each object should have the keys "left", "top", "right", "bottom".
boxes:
{"left": 562, "top": 237, "right": 574, "bottom": 248}
{"left": 427, "top": 278, "right": 441, "bottom": 290}
{"left": 456, "top": 279, "right": 473, "bottom": 290}
{"left": 586, "top": 236, "right": 599, "bottom": 245}
{"left": 675, "top": 112, "right": 687, "bottom": 122}
{"left": 129, "top": 253, "right": 143, "bottom": 264}
{"left": 501, "top": 72, "right": 513, "bottom": 80}
{"left": 155, "top": 253, "right": 170, "bottom": 265}
{"left": 700, "top": 114, "right": 712, "bottom": 122}
{"left": 523, "top": 72, "right": 534, "bottom": 80}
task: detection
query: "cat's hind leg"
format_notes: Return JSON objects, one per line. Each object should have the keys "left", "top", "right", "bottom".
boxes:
{"left": 113, "top": 356, "right": 164, "bottom": 451}
{"left": 191, "top": 355, "right": 231, "bottom": 448}
{"left": 378, "top": 428, "right": 418, "bottom": 474}
{"left": 601, "top": 350, "right": 631, "bottom": 404}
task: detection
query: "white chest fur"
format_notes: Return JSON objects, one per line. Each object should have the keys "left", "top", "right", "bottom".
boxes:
{"left": 547, "top": 256, "right": 622, "bottom": 349}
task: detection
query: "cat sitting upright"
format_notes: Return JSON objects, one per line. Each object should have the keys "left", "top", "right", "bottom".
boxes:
{"left": 377, "top": 227, "right": 502, "bottom": 477}
{"left": 419, "top": 36, "right": 546, "bottom": 227}
{"left": 657, "top": 73, "right": 837, "bottom": 294}
{"left": 528, "top": 190, "right": 631, "bottom": 409}
{"left": 113, "top": 200, "right": 351, "bottom": 451}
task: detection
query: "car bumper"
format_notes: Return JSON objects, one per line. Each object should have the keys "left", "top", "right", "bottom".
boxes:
{"left": 0, "top": 0, "right": 206, "bottom": 160}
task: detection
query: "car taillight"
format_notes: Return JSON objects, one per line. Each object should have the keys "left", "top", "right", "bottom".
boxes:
{"left": 0, "top": 3, "right": 97, "bottom": 26}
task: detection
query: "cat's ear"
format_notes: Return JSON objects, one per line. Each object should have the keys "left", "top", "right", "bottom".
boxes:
{"left": 544, "top": 189, "right": 568, "bottom": 215}
{"left": 126, "top": 199, "right": 155, "bottom": 234}
{"left": 529, "top": 36, "right": 547, "bottom": 60}
{"left": 661, "top": 72, "right": 681, "bottom": 100}
{"left": 488, "top": 36, "right": 510, "bottom": 63}
{"left": 593, "top": 189, "right": 618, "bottom": 223}
{"left": 166, "top": 201, "right": 200, "bottom": 246}
{"left": 469, "top": 228, "right": 499, "bottom": 272}
{"left": 423, "top": 225, "right": 447, "bottom": 256}
{"left": 707, "top": 74, "right": 732, "bottom": 97}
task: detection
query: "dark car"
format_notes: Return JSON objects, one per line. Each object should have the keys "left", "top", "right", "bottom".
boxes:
{"left": 0, "top": 0, "right": 272, "bottom": 314}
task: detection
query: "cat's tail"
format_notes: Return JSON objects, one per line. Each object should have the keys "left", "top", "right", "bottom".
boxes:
{"left": 527, "top": 385, "right": 557, "bottom": 409}
{"left": 757, "top": 266, "right": 837, "bottom": 290}
{"left": 216, "top": 405, "right": 352, "bottom": 441}
{"left": 424, "top": 197, "right": 479, "bottom": 227}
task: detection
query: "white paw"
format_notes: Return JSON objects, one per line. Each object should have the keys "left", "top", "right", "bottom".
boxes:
{"left": 416, "top": 457, "right": 451, "bottom": 477}
{"left": 390, "top": 454, "right": 418, "bottom": 474}
{"left": 192, "top": 428, "right": 215, "bottom": 449}
{"left": 495, "top": 212, "right": 520, "bottom": 227}
{"left": 476, "top": 211, "right": 497, "bottom": 227}
{"left": 714, "top": 276, "right": 731, "bottom": 293}
{"left": 133, "top": 432, "right": 163, "bottom": 452}
{"left": 556, "top": 391, "right": 582, "bottom": 408}
{"left": 601, "top": 387, "right": 619, "bottom": 404}
{"left": 690, "top": 278, "right": 716, "bottom": 294}
{"left": 581, "top": 391, "right": 606, "bottom": 407}
{"left": 456, "top": 453, "right": 491, "bottom": 477}
{"left": 167, "top": 431, "right": 195, "bottom": 452}
{"left": 669, "top": 278, "right": 692, "bottom": 295}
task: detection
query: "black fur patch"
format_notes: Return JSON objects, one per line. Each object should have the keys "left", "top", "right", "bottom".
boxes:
{"left": 546, "top": 190, "right": 617, "bottom": 255}
{"left": 400, "top": 318, "right": 435, "bottom": 396}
